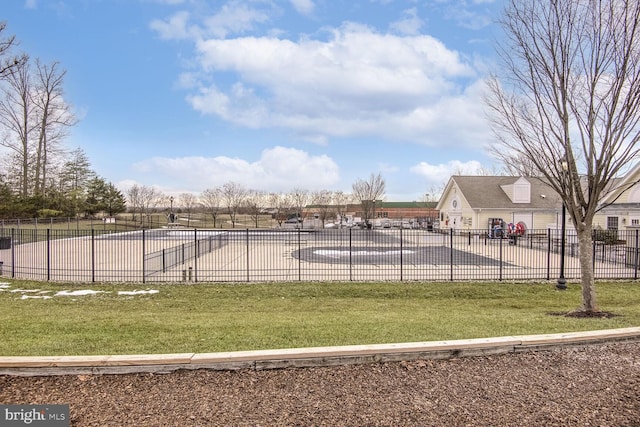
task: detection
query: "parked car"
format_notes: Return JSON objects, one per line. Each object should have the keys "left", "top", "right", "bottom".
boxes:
{"left": 283, "top": 218, "right": 302, "bottom": 229}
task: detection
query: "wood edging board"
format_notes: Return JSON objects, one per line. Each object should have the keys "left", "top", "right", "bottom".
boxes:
{"left": 1, "top": 327, "right": 638, "bottom": 376}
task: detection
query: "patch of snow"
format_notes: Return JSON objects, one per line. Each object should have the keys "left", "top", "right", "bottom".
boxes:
{"left": 11, "top": 289, "right": 41, "bottom": 293}
{"left": 55, "top": 290, "right": 107, "bottom": 297}
{"left": 21, "top": 295, "right": 53, "bottom": 300}
{"left": 118, "top": 290, "right": 159, "bottom": 296}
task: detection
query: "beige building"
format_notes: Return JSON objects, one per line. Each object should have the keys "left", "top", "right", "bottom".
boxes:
{"left": 595, "top": 164, "right": 640, "bottom": 231}
{"left": 437, "top": 168, "right": 640, "bottom": 235}
{"left": 437, "top": 176, "right": 561, "bottom": 233}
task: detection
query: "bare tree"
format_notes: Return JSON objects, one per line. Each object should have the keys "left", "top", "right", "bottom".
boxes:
{"left": 179, "top": 192, "right": 198, "bottom": 227}
{"left": 332, "top": 190, "right": 353, "bottom": 228}
{"left": 290, "top": 188, "right": 310, "bottom": 228}
{"left": 245, "top": 190, "right": 267, "bottom": 228}
{"left": 31, "top": 60, "right": 76, "bottom": 195}
{"left": 221, "top": 182, "right": 247, "bottom": 228}
{"left": 0, "top": 59, "right": 34, "bottom": 197}
{"left": 485, "top": 0, "right": 640, "bottom": 313}
{"left": 311, "top": 189, "right": 334, "bottom": 228}
{"left": 0, "top": 22, "right": 27, "bottom": 80}
{"left": 127, "top": 184, "right": 162, "bottom": 226}
{"left": 126, "top": 185, "right": 142, "bottom": 222}
{"left": 352, "top": 173, "right": 386, "bottom": 228}
{"left": 0, "top": 58, "right": 74, "bottom": 197}
{"left": 201, "top": 187, "right": 222, "bottom": 228}
{"left": 268, "top": 192, "right": 293, "bottom": 227}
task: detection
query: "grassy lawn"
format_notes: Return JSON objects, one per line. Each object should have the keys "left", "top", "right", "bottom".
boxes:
{"left": 0, "top": 279, "right": 639, "bottom": 356}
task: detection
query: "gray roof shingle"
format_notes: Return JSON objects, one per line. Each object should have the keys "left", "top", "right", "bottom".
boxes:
{"left": 452, "top": 176, "right": 561, "bottom": 210}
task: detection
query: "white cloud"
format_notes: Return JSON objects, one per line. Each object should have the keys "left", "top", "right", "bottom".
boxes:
{"left": 409, "top": 159, "right": 485, "bottom": 183}
{"left": 290, "top": 0, "right": 315, "bottom": 15}
{"left": 149, "top": 11, "right": 193, "bottom": 40}
{"left": 145, "top": 0, "right": 186, "bottom": 4}
{"left": 389, "top": 8, "right": 424, "bottom": 35}
{"left": 132, "top": 146, "right": 340, "bottom": 192}
{"left": 202, "top": 2, "right": 272, "bottom": 39}
{"left": 440, "top": 0, "right": 496, "bottom": 30}
{"left": 150, "top": 2, "right": 273, "bottom": 40}
{"left": 184, "top": 23, "right": 491, "bottom": 148}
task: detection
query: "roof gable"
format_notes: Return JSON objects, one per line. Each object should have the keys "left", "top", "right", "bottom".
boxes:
{"left": 600, "top": 163, "right": 640, "bottom": 205}
{"left": 442, "top": 176, "right": 559, "bottom": 210}
{"left": 500, "top": 177, "right": 531, "bottom": 203}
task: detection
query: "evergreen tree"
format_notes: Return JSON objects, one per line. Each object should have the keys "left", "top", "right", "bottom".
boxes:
{"left": 103, "top": 182, "right": 126, "bottom": 216}
{"left": 84, "top": 177, "right": 125, "bottom": 217}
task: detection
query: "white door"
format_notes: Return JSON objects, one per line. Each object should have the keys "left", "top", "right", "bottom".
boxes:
{"left": 512, "top": 214, "right": 531, "bottom": 230}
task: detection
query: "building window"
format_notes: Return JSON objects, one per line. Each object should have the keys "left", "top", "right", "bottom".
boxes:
{"left": 607, "top": 216, "right": 619, "bottom": 230}
{"left": 632, "top": 218, "right": 640, "bottom": 226}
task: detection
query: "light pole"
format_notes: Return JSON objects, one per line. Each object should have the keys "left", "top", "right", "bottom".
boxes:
{"left": 557, "top": 159, "right": 568, "bottom": 290}
{"left": 169, "top": 196, "right": 174, "bottom": 224}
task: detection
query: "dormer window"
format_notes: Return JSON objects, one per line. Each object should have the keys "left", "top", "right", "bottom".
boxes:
{"left": 501, "top": 177, "right": 531, "bottom": 203}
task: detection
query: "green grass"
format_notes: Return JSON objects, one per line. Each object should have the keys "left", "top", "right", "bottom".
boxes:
{"left": 0, "top": 279, "right": 639, "bottom": 356}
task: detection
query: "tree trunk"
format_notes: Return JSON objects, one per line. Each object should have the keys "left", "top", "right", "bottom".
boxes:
{"left": 576, "top": 225, "right": 598, "bottom": 312}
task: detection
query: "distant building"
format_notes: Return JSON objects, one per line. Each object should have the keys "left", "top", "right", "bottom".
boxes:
{"left": 304, "top": 201, "right": 439, "bottom": 228}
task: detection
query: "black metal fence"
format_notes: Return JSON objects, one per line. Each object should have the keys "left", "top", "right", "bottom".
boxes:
{"left": 0, "top": 227, "right": 639, "bottom": 283}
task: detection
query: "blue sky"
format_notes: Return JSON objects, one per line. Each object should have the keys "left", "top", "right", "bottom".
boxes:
{"left": 3, "top": 0, "right": 504, "bottom": 201}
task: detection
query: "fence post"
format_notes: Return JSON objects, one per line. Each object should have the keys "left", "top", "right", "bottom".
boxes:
{"left": 142, "top": 229, "right": 146, "bottom": 284}
{"left": 91, "top": 229, "right": 95, "bottom": 283}
{"left": 194, "top": 228, "right": 198, "bottom": 283}
{"left": 592, "top": 234, "right": 596, "bottom": 274}
{"left": 499, "top": 233, "right": 503, "bottom": 281}
{"left": 546, "top": 228, "right": 551, "bottom": 281}
{"left": 449, "top": 228, "right": 454, "bottom": 281}
{"left": 400, "top": 228, "right": 404, "bottom": 282}
{"left": 11, "top": 228, "right": 15, "bottom": 278}
{"left": 246, "top": 229, "right": 250, "bottom": 282}
{"left": 635, "top": 229, "right": 639, "bottom": 280}
{"left": 46, "top": 228, "right": 51, "bottom": 281}
{"left": 349, "top": 228, "right": 353, "bottom": 281}
{"left": 297, "top": 227, "right": 302, "bottom": 282}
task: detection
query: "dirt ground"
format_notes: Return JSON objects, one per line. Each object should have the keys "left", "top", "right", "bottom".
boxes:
{"left": 1, "top": 341, "right": 639, "bottom": 426}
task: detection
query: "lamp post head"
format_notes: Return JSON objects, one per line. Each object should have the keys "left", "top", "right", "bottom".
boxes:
{"left": 559, "top": 153, "right": 569, "bottom": 172}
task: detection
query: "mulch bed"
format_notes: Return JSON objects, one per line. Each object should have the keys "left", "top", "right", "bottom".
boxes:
{"left": 1, "top": 341, "right": 639, "bottom": 426}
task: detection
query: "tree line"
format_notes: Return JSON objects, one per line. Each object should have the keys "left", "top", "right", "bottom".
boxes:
{"left": 125, "top": 173, "right": 387, "bottom": 228}
{"left": 0, "top": 23, "right": 126, "bottom": 219}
